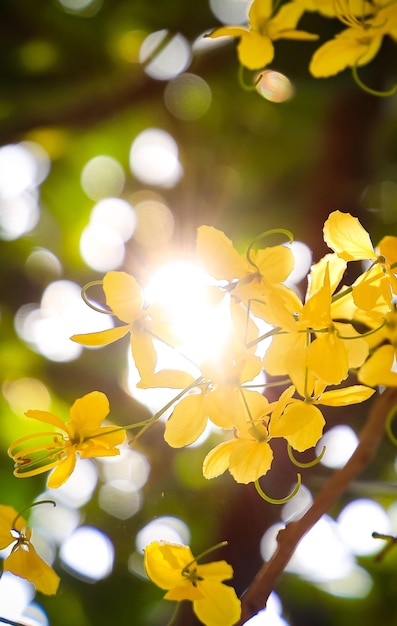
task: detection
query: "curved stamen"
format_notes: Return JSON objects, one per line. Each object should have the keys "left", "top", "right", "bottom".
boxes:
{"left": 352, "top": 61, "right": 397, "bottom": 98}
{"left": 385, "top": 403, "right": 397, "bottom": 447}
{"left": 246, "top": 228, "right": 293, "bottom": 269}
{"left": 81, "top": 280, "right": 113, "bottom": 314}
{"left": 255, "top": 473, "right": 302, "bottom": 504}
{"left": 287, "top": 444, "right": 326, "bottom": 468}
{"left": 12, "top": 500, "right": 56, "bottom": 529}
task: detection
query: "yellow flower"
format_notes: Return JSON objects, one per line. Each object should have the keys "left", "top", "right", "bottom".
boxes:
{"left": 197, "top": 225, "right": 300, "bottom": 330}
{"left": 144, "top": 541, "right": 241, "bottom": 626}
{"left": 208, "top": 0, "right": 318, "bottom": 70}
{"left": 323, "top": 210, "right": 397, "bottom": 313}
{"left": 309, "top": 2, "right": 397, "bottom": 77}
{"left": 204, "top": 381, "right": 374, "bottom": 484}
{"left": 264, "top": 258, "right": 369, "bottom": 387}
{"left": 0, "top": 504, "right": 60, "bottom": 595}
{"left": 71, "top": 271, "right": 176, "bottom": 382}
{"left": 164, "top": 356, "right": 269, "bottom": 447}
{"left": 358, "top": 309, "right": 397, "bottom": 387}
{"left": 8, "top": 391, "right": 125, "bottom": 488}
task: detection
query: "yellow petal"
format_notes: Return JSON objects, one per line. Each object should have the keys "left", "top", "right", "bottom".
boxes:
{"left": 306, "top": 333, "right": 349, "bottom": 385}
{"left": 271, "top": 401, "right": 325, "bottom": 451}
{"left": 5, "top": 543, "right": 60, "bottom": 595}
{"left": 197, "top": 226, "right": 250, "bottom": 281}
{"left": 207, "top": 26, "right": 249, "bottom": 41}
{"left": 71, "top": 324, "right": 130, "bottom": 346}
{"left": 137, "top": 369, "right": 196, "bottom": 389}
{"left": 269, "top": 1, "right": 305, "bottom": 33}
{"left": 378, "top": 235, "right": 397, "bottom": 265}
{"left": 24, "top": 409, "right": 67, "bottom": 433}
{"left": 229, "top": 439, "right": 273, "bottom": 483}
{"left": 197, "top": 561, "right": 234, "bottom": 582}
{"left": 130, "top": 332, "right": 158, "bottom": 382}
{"left": 310, "top": 34, "right": 381, "bottom": 78}
{"left": 237, "top": 31, "right": 274, "bottom": 70}
{"left": 323, "top": 211, "right": 376, "bottom": 261}
{"left": 249, "top": 0, "right": 272, "bottom": 27}
{"left": 103, "top": 271, "right": 143, "bottom": 322}
{"left": 318, "top": 385, "right": 375, "bottom": 406}
{"left": 0, "top": 506, "right": 21, "bottom": 549}
{"left": 203, "top": 440, "right": 236, "bottom": 479}
{"left": 334, "top": 322, "right": 369, "bottom": 369}
{"left": 253, "top": 245, "right": 295, "bottom": 284}
{"left": 165, "top": 582, "right": 203, "bottom": 602}
{"left": 274, "top": 28, "right": 319, "bottom": 40}
{"left": 193, "top": 580, "right": 241, "bottom": 626}
{"left": 47, "top": 451, "right": 76, "bottom": 488}
{"left": 164, "top": 394, "right": 208, "bottom": 447}
{"left": 69, "top": 391, "right": 110, "bottom": 436}
{"left": 358, "top": 345, "right": 397, "bottom": 387}
{"left": 307, "top": 253, "right": 346, "bottom": 298}
{"left": 144, "top": 541, "right": 193, "bottom": 590}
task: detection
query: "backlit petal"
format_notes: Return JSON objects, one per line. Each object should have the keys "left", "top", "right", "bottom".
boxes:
{"left": 229, "top": 439, "right": 273, "bottom": 483}
{"left": 164, "top": 394, "right": 208, "bottom": 447}
{"left": 358, "top": 345, "right": 397, "bottom": 387}
{"left": 144, "top": 541, "right": 193, "bottom": 590}
{"left": 197, "top": 226, "right": 250, "bottom": 281}
{"left": 237, "top": 31, "right": 274, "bottom": 69}
{"left": 193, "top": 580, "right": 241, "bottom": 626}
{"left": 103, "top": 271, "right": 143, "bottom": 322}
{"left": 318, "top": 385, "right": 375, "bottom": 406}
{"left": 0, "top": 506, "right": 21, "bottom": 549}
{"left": 5, "top": 544, "right": 60, "bottom": 595}
{"left": 24, "top": 409, "right": 67, "bottom": 433}
{"left": 271, "top": 401, "right": 325, "bottom": 451}
{"left": 69, "top": 391, "right": 109, "bottom": 435}
{"left": 323, "top": 211, "right": 376, "bottom": 260}
{"left": 310, "top": 34, "right": 381, "bottom": 77}
{"left": 47, "top": 451, "right": 76, "bottom": 488}
{"left": 71, "top": 324, "right": 130, "bottom": 346}
{"left": 203, "top": 440, "right": 236, "bottom": 479}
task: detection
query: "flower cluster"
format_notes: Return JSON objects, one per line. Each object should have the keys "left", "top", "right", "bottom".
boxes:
{"left": 207, "top": 0, "right": 397, "bottom": 93}
{"left": 3, "top": 210, "right": 396, "bottom": 625}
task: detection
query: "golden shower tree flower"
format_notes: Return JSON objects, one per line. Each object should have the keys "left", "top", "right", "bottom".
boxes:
{"left": 309, "top": 1, "right": 397, "bottom": 78}
{"left": 0, "top": 504, "right": 60, "bottom": 595}
{"left": 264, "top": 258, "right": 369, "bottom": 387}
{"left": 208, "top": 0, "right": 318, "bottom": 70}
{"left": 8, "top": 391, "right": 125, "bottom": 489}
{"left": 323, "top": 210, "right": 397, "bottom": 313}
{"left": 358, "top": 309, "right": 397, "bottom": 387}
{"left": 144, "top": 541, "right": 241, "bottom": 626}
{"left": 204, "top": 380, "right": 374, "bottom": 484}
{"left": 197, "top": 224, "right": 300, "bottom": 330}
{"left": 71, "top": 271, "right": 182, "bottom": 384}
{"left": 163, "top": 345, "right": 269, "bottom": 448}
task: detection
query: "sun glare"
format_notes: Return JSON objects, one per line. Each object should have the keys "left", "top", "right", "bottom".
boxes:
{"left": 145, "top": 261, "right": 232, "bottom": 365}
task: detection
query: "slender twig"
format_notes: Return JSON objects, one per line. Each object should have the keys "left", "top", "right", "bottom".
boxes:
{"left": 237, "top": 387, "right": 397, "bottom": 624}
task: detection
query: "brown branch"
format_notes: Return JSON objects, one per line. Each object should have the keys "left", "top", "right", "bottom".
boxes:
{"left": 238, "top": 387, "right": 397, "bottom": 624}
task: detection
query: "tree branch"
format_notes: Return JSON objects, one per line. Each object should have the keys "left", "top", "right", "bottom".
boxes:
{"left": 238, "top": 387, "right": 397, "bottom": 624}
